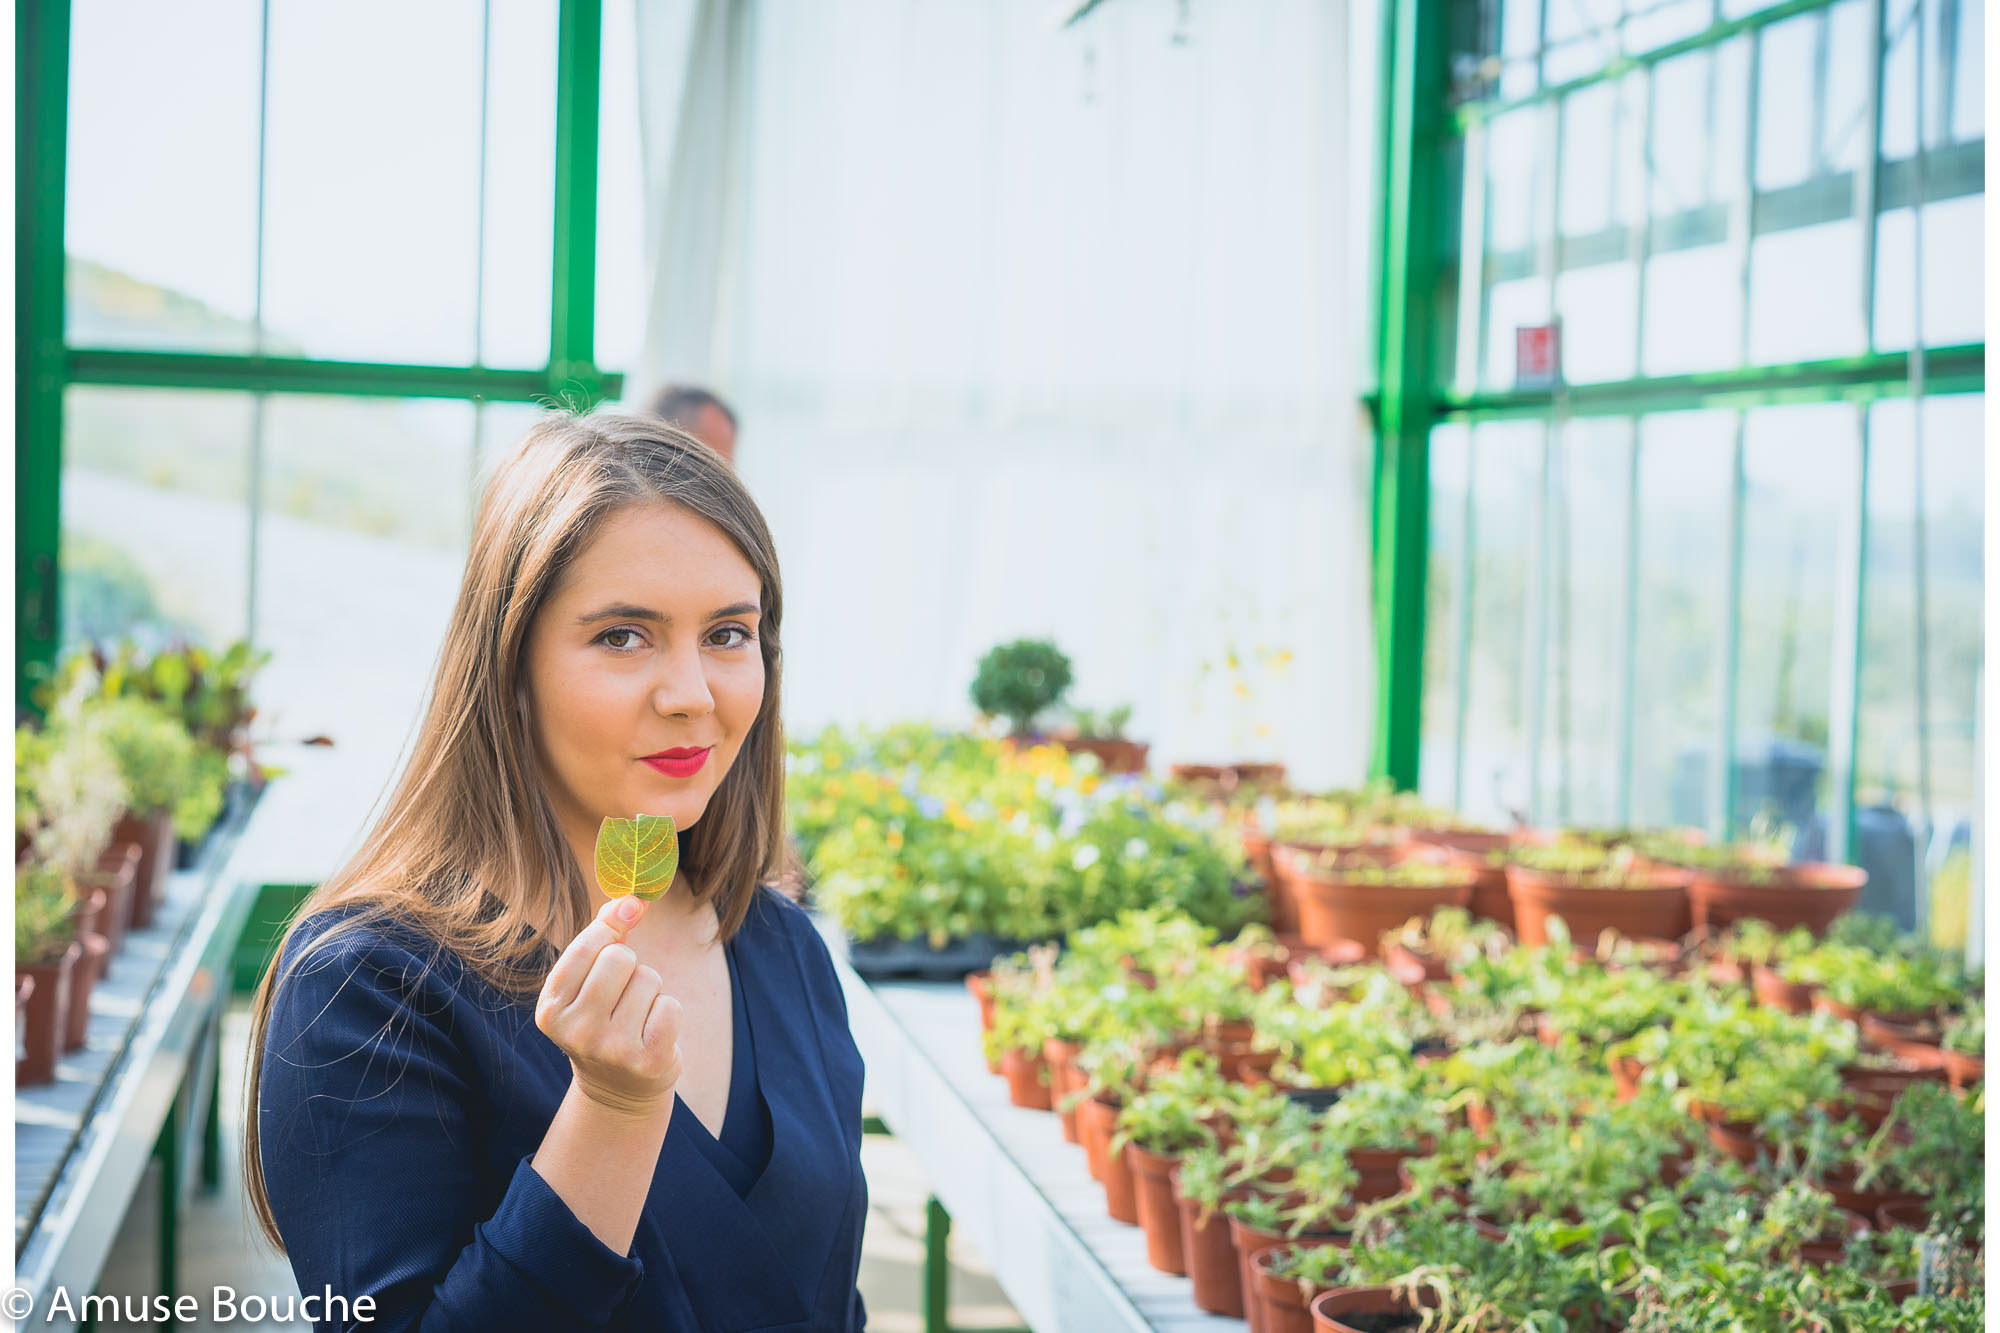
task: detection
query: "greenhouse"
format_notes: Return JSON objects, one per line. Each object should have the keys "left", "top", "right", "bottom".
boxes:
{"left": 13, "top": 0, "right": 1986, "bottom": 1330}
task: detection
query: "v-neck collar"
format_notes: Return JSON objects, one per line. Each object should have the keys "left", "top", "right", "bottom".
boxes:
{"left": 672, "top": 936, "right": 764, "bottom": 1191}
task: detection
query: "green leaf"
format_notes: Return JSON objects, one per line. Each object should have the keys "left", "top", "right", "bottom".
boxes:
{"left": 595, "top": 812, "right": 679, "bottom": 900}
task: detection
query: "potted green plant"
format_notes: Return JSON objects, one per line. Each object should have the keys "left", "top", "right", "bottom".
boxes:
{"left": 1939, "top": 1001, "right": 1983, "bottom": 1089}
{"left": 1504, "top": 841, "right": 1692, "bottom": 947}
{"left": 16, "top": 863, "right": 81, "bottom": 1086}
{"left": 84, "top": 695, "right": 199, "bottom": 934}
{"left": 1112, "top": 1058, "right": 1223, "bottom": 1275}
{"left": 1277, "top": 846, "right": 1476, "bottom": 957}
{"left": 1634, "top": 829, "right": 1866, "bottom": 937}
{"left": 1057, "top": 703, "right": 1149, "bottom": 774}
{"left": 969, "top": 638, "right": 1074, "bottom": 739}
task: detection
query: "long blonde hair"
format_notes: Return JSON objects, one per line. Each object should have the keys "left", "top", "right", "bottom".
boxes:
{"left": 241, "top": 409, "right": 787, "bottom": 1252}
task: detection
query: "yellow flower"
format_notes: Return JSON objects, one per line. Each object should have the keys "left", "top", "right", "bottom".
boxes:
{"left": 886, "top": 827, "right": 904, "bottom": 850}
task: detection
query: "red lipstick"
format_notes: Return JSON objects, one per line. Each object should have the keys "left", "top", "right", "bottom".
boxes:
{"left": 641, "top": 747, "right": 712, "bottom": 778}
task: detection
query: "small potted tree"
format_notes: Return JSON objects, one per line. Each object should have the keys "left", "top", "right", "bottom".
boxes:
{"left": 970, "top": 638, "right": 1074, "bottom": 741}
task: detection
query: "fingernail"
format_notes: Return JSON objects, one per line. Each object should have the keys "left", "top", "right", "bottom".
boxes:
{"left": 616, "top": 898, "right": 642, "bottom": 924}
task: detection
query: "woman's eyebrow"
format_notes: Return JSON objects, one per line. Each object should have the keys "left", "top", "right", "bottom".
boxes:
{"left": 574, "top": 601, "right": 760, "bottom": 626}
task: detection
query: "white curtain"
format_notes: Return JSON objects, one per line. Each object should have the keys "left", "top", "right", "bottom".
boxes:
{"left": 632, "top": 0, "right": 1376, "bottom": 790}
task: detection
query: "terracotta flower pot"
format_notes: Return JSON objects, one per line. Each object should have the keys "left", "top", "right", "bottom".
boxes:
{"left": 1813, "top": 993, "right": 1936, "bottom": 1028}
{"left": 1686, "top": 1101, "right": 1768, "bottom": 1165}
{"left": 1082, "top": 1097, "right": 1138, "bottom": 1222}
{"left": 1232, "top": 1215, "right": 1351, "bottom": 1333}
{"left": 1124, "top": 1143, "right": 1188, "bottom": 1274}
{"left": 82, "top": 842, "right": 140, "bottom": 966}
{"left": 1609, "top": 1054, "right": 1647, "bottom": 1102}
{"left": 1077, "top": 1092, "right": 1117, "bottom": 1184}
{"left": 1252, "top": 1246, "right": 1335, "bottom": 1333}
{"left": 1504, "top": 864, "right": 1691, "bottom": 947}
{"left": 1751, "top": 963, "right": 1818, "bottom": 1015}
{"left": 16, "top": 973, "right": 35, "bottom": 1071}
{"left": 17, "top": 939, "right": 81, "bottom": 1087}
{"left": 1410, "top": 829, "right": 1515, "bottom": 931}
{"left": 1043, "top": 1037, "right": 1083, "bottom": 1143}
{"left": 1860, "top": 1013, "right": 1948, "bottom": 1060}
{"left": 1685, "top": 861, "right": 1864, "bottom": 935}
{"left": 1814, "top": 1163, "right": 1926, "bottom": 1218}
{"left": 1838, "top": 1047, "right": 1948, "bottom": 1091}
{"left": 1347, "top": 1143, "right": 1429, "bottom": 1203}
{"left": 1943, "top": 1049, "right": 1984, "bottom": 1091}
{"left": 1245, "top": 831, "right": 1296, "bottom": 934}
{"left": 113, "top": 808, "right": 176, "bottom": 930}
{"left": 1877, "top": 1199, "right": 1930, "bottom": 1232}
{"left": 62, "top": 887, "right": 110, "bottom": 1054}
{"left": 1798, "top": 1209, "right": 1872, "bottom": 1267}
{"left": 1000, "top": 1047, "right": 1052, "bottom": 1110}
{"left": 1280, "top": 847, "right": 1474, "bottom": 957}
{"left": 1311, "top": 1284, "right": 1440, "bottom": 1333}
{"left": 1057, "top": 735, "right": 1150, "bottom": 774}
{"left": 1172, "top": 1168, "right": 1246, "bottom": 1317}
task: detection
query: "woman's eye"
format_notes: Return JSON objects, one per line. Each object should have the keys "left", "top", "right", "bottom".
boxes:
{"left": 709, "top": 625, "right": 753, "bottom": 649}
{"left": 598, "top": 627, "right": 643, "bottom": 651}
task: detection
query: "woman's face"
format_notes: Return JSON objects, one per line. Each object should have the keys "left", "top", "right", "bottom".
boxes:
{"left": 523, "top": 501, "right": 766, "bottom": 861}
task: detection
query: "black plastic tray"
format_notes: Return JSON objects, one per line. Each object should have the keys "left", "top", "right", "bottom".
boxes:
{"left": 838, "top": 930, "right": 1027, "bottom": 981}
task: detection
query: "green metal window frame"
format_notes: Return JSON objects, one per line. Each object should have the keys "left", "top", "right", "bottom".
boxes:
{"left": 15, "top": 0, "right": 622, "bottom": 714}
{"left": 1369, "top": 0, "right": 1985, "bottom": 863}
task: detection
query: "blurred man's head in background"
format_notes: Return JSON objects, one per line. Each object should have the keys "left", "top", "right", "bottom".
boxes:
{"left": 647, "top": 385, "right": 739, "bottom": 466}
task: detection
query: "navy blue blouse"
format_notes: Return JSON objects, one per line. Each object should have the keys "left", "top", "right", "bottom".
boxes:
{"left": 257, "top": 885, "right": 869, "bottom": 1332}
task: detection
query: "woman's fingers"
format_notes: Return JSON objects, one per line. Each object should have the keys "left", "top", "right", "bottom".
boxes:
{"left": 608, "top": 963, "right": 663, "bottom": 1038}
{"left": 540, "top": 897, "right": 645, "bottom": 1015}
{"left": 571, "top": 939, "right": 640, "bottom": 1025}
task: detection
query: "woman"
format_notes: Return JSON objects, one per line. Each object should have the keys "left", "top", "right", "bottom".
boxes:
{"left": 244, "top": 412, "right": 868, "bottom": 1332}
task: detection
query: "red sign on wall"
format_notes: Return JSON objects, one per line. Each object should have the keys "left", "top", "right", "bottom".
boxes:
{"left": 1516, "top": 322, "right": 1562, "bottom": 390}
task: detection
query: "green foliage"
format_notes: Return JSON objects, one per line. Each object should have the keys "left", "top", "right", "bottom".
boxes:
{"left": 968, "top": 639, "right": 1073, "bottom": 735}
{"left": 1066, "top": 703, "right": 1133, "bottom": 738}
{"left": 792, "top": 726, "right": 1254, "bottom": 946}
{"left": 15, "top": 862, "right": 79, "bottom": 966}
{"left": 77, "top": 695, "right": 200, "bottom": 815}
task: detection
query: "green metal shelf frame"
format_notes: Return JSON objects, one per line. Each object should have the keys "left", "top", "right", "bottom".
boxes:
{"left": 15, "top": 0, "right": 620, "bottom": 715}
{"left": 1367, "top": 0, "right": 1986, "bottom": 812}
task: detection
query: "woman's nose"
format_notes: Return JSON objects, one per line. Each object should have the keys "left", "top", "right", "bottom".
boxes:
{"left": 650, "top": 644, "right": 715, "bottom": 718}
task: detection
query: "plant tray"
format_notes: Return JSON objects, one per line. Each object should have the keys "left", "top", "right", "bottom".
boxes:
{"left": 838, "top": 930, "right": 1029, "bottom": 981}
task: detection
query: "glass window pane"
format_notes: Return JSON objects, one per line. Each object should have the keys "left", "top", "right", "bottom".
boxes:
{"left": 1750, "top": 220, "right": 1865, "bottom": 362}
{"left": 1500, "top": 0, "right": 1542, "bottom": 99}
{"left": 1734, "top": 403, "right": 1859, "bottom": 852}
{"left": 1856, "top": 394, "right": 1983, "bottom": 933}
{"left": 1623, "top": 0, "right": 1709, "bottom": 53}
{"left": 1461, "top": 422, "right": 1544, "bottom": 827}
{"left": 481, "top": 0, "right": 558, "bottom": 369}
{"left": 261, "top": 0, "right": 483, "bottom": 363}
{"left": 1754, "top": 13, "right": 1819, "bottom": 193}
{"left": 1629, "top": 410, "right": 1734, "bottom": 828}
{"left": 1643, "top": 42, "right": 1747, "bottom": 375}
{"left": 60, "top": 387, "right": 253, "bottom": 651}
{"left": 597, "top": 0, "right": 646, "bottom": 373}
{"left": 1423, "top": 424, "right": 1473, "bottom": 813}
{"left": 253, "top": 397, "right": 477, "bottom": 788}
{"left": 1537, "top": 417, "right": 1632, "bottom": 826}
{"left": 1953, "top": 0, "right": 1984, "bottom": 141}
{"left": 64, "top": 0, "right": 261, "bottom": 352}
{"left": 1872, "top": 194, "right": 1986, "bottom": 349}
{"left": 1823, "top": 0, "right": 1874, "bottom": 175}
{"left": 1482, "top": 105, "right": 1555, "bottom": 389}
{"left": 1555, "top": 263, "right": 1638, "bottom": 382}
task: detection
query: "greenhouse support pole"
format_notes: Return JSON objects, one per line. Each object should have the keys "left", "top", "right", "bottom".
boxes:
{"left": 551, "top": 0, "right": 607, "bottom": 407}
{"left": 17, "top": 0, "right": 71, "bottom": 718}
{"left": 1369, "top": 0, "right": 1450, "bottom": 789}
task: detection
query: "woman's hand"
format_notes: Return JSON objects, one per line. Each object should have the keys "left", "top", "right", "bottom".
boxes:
{"left": 535, "top": 896, "right": 684, "bottom": 1120}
